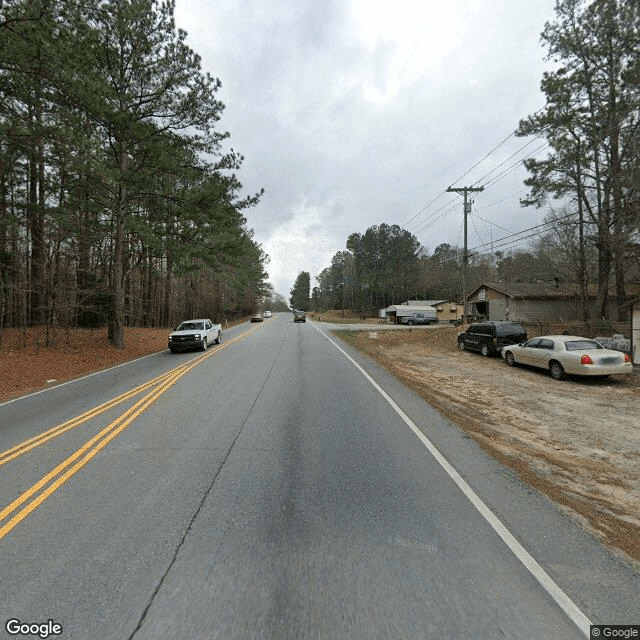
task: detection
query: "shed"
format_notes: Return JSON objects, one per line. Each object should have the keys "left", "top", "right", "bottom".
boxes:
{"left": 385, "top": 301, "right": 442, "bottom": 324}
{"left": 628, "top": 295, "right": 640, "bottom": 365}
{"left": 432, "top": 301, "right": 464, "bottom": 323}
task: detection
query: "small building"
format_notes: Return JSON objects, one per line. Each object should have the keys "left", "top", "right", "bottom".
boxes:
{"left": 432, "top": 301, "right": 464, "bottom": 323}
{"left": 628, "top": 295, "right": 640, "bottom": 365}
{"left": 466, "top": 282, "right": 639, "bottom": 323}
{"left": 385, "top": 300, "right": 444, "bottom": 324}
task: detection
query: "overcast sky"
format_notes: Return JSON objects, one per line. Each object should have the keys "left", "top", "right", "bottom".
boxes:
{"left": 173, "top": 0, "right": 558, "bottom": 300}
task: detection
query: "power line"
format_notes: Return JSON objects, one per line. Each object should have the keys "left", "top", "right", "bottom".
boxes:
{"left": 476, "top": 187, "right": 528, "bottom": 211}
{"left": 404, "top": 107, "right": 548, "bottom": 229}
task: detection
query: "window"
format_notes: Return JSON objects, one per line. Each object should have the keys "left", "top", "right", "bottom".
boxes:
{"left": 565, "top": 340, "right": 602, "bottom": 351}
{"left": 538, "top": 339, "right": 555, "bottom": 350}
{"left": 495, "top": 323, "right": 525, "bottom": 336}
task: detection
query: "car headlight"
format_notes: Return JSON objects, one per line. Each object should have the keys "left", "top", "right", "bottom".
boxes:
{"left": 194, "top": 334, "right": 201, "bottom": 341}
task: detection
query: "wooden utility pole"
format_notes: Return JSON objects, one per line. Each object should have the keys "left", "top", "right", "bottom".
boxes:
{"left": 447, "top": 185, "right": 484, "bottom": 324}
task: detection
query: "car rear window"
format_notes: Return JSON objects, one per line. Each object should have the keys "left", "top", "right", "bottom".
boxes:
{"left": 565, "top": 340, "right": 603, "bottom": 351}
{"left": 471, "top": 324, "right": 488, "bottom": 334}
{"left": 495, "top": 323, "right": 525, "bottom": 336}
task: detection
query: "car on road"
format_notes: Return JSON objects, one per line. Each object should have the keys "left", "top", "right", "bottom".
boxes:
{"left": 262, "top": 310, "right": 272, "bottom": 318}
{"left": 250, "top": 314, "right": 264, "bottom": 322}
{"left": 293, "top": 310, "right": 306, "bottom": 323}
{"left": 457, "top": 321, "right": 527, "bottom": 357}
{"left": 168, "top": 319, "right": 222, "bottom": 352}
{"left": 502, "top": 335, "right": 633, "bottom": 380}
{"left": 398, "top": 312, "right": 438, "bottom": 326}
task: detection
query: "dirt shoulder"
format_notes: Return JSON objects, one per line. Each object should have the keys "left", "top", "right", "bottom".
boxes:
{"left": 334, "top": 325, "right": 640, "bottom": 569}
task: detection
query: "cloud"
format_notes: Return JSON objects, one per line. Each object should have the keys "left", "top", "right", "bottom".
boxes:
{"left": 174, "top": 0, "right": 558, "bottom": 297}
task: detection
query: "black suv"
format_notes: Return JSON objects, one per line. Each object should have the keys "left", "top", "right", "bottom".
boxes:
{"left": 457, "top": 321, "right": 527, "bottom": 357}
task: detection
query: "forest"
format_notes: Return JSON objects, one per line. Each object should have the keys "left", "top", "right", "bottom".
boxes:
{"left": 312, "top": 0, "right": 640, "bottom": 319}
{"left": 0, "top": 0, "right": 268, "bottom": 348}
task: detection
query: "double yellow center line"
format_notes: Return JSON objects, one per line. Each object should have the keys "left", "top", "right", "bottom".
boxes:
{"left": 0, "top": 327, "right": 258, "bottom": 540}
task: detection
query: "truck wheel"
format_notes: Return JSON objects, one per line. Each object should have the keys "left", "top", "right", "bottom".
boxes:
{"left": 201, "top": 337, "right": 208, "bottom": 351}
{"left": 216, "top": 332, "right": 222, "bottom": 344}
{"left": 458, "top": 340, "right": 466, "bottom": 351}
{"left": 481, "top": 344, "right": 490, "bottom": 357}
{"left": 406, "top": 320, "right": 414, "bottom": 325}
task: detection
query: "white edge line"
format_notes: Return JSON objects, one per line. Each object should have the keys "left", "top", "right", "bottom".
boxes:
{"left": 0, "top": 350, "right": 166, "bottom": 408}
{"left": 312, "top": 321, "right": 591, "bottom": 638}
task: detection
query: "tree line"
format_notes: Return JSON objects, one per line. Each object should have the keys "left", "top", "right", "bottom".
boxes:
{"left": 311, "top": 0, "right": 640, "bottom": 319}
{"left": 516, "top": 0, "right": 640, "bottom": 320}
{"left": 0, "top": 0, "right": 268, "bottom": 348}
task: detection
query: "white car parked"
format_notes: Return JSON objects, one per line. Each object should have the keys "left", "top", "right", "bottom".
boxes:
{"left": 502, "top": 335, "right": 632, "bottom": 380}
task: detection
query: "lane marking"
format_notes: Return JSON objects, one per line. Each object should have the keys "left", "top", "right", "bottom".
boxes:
{"left": 0, "top": 324, "right": 253, "bottom": 408}
{"left": 0, "top": 371, "right": 176, "bottom": 466}
{"left": 0, "top": 328, "right": 256, "bottom": 465}
{"left": 0, "top": 328, "right": 260, "bottom": 540}
{"left": 311, "top": 321, "right": 591, "bottom": 638}
{"left": 0, "top": 351, "right": 162, "bottom": 408}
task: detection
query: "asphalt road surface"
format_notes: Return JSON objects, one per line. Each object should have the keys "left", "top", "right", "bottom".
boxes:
{"left": 0, "top": 313, "right": 638, "bottom": 639}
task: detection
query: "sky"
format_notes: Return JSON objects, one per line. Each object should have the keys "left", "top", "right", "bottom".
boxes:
{"left": 173, "top": 0, "right": 559, "bottom": 300}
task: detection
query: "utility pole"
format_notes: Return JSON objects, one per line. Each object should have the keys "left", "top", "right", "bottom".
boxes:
{"left": 447, "top": 185, "right": 484, "bottom": 324}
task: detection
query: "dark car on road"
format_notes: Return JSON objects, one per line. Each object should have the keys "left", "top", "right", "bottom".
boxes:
{"left": 293, "top": 310, "right": 306, "bottom": 323}
{"left": 457, "top": 321, "right": 527, "bottom": 357}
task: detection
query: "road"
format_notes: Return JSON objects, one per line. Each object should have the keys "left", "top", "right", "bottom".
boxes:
{"left": 0, "top": 313, "right": 637, "bottom": 639}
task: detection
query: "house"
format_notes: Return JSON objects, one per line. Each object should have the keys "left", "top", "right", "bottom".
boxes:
{"left": 466, "top": 282, "right": 640, "bottom": 324}
{"left": 628, "top": 295, "right": 640, "bottom": 365}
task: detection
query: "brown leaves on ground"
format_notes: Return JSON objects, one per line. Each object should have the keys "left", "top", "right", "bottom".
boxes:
{"left": 0, "top": 326, "right": 170, "bottom": 401}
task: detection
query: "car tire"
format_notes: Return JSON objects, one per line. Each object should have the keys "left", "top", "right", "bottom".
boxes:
{"left": 169, "top": 348, "right": 176, "bottom": 353}
{"left": 481, "top": 344, "right": 490, "bottom": 357}
{"left": 458, "top": 339, "right": 466, "bottom": 351}
{"left": 216, "top": 333, "right": 222, "bottom": 344}
{"left": 406, "top": 320, "right": 414, "bottom": 325}
{"left": 504, "top": 351, "right": 515, "bottom": 367}
{"left": 202, "top": 338, "right": 208, "bottom": 351}
{"left": 549, "top": 361, "right": 565, "bottom": 380}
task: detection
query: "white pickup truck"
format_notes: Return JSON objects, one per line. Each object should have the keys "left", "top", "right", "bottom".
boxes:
{"left": 168, "top": 319, "right": 222, "bottom": 352}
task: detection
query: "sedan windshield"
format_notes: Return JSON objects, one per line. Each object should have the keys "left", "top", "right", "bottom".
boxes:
{"left": 564, "top": 340, "right": 603, "bottom": 351}
{"left": 178, "top": 322, "right": 204, "bottom": 331}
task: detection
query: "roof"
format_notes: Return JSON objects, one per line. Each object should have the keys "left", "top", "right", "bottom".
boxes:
{"left": 386, "top": 304, "right": 436, "bottom": 315}
{"left": 399, "top": 299, "right": 447, "bottom": 306}
{"left": 468, "top": 282, "right": 640, "bottom": 300}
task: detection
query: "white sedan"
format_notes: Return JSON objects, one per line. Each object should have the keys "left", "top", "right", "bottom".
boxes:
{"left": 502, "top": 335, "right": 632, "bottom": 380}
